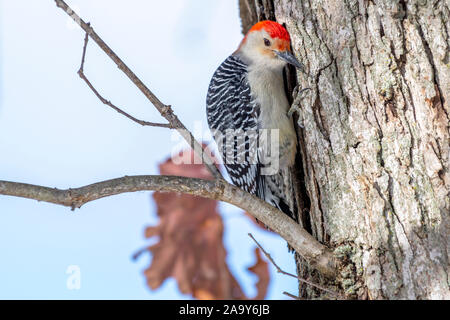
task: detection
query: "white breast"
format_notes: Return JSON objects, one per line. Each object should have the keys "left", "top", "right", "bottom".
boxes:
{"left": 246, "top": 66, "right": 297, "bottom": 168}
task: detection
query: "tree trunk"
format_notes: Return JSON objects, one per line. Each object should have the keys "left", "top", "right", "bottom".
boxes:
{"left": 240, "top": 0, "right": 450, "bottom": 299}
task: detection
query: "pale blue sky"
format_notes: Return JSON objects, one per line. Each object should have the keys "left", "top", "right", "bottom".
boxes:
{"left": 0, "top": 0, "right": 297, "bottom": 299}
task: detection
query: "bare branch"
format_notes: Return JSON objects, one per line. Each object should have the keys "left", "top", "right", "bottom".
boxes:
{"left": 0, "top": 177, "right": 337, "bottom": 277}
{"left": 54, "top": 0, "right": 222, "bottom": 179}
{"left": 78, "top": 32, "right": 173, "bottom": 129}
{"left": 248, "top": 233, "right": 341, "bottom": 297}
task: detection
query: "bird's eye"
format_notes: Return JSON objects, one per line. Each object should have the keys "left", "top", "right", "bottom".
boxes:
{"left": 264, "top": 38, "right": 271, "bottom": 46}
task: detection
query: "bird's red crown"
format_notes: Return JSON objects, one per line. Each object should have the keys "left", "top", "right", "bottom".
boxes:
{"left": 248, "top": 20, "right": 291, "bottom": 42}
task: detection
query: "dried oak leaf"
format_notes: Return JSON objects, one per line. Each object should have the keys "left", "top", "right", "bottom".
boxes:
{"left": 248, "top": 248, "right": 270, "bottom": 300}
{"left": 140, "top": 149, "right": 270, "bottom": 300}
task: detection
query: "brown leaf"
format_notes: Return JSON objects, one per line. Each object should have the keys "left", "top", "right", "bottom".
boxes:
{"left": 139, "top": 148, "right": 269, "bottom": 299}
{"left": 137, "top": 148, "right": 271, "bottom": 299}
{"left": 247, "top": 248, "right": 270, "bottom": 300}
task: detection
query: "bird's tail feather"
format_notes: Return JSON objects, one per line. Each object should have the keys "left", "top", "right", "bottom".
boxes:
{"left": 263, "top": 168, "right": 299, "bottom": 253}
{"left": 265, "top": 167, "right": 298, "bottom": 222}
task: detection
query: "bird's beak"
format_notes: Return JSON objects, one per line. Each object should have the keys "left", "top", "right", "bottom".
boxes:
{"left": 275, "top": 50, "right": 306, "bottom": 74}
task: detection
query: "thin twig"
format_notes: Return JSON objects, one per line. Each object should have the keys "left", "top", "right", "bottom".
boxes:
{"left": 78, "top": 31, "right": 173, "bottom": 129}
{"left": 283, "top": 291, "right": 303, "bottom": 300}
{"left": 55, "top": 0, "right": 222, "bottom": 179}
{"left": 79, "top": 27, "right": 89, "bottom": 71}
{"left": 248, "top": 233, "right": 341, "bottom": 297}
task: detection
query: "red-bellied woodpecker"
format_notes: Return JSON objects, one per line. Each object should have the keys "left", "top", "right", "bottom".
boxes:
{"left": 206, "top": 20, "right": 305, "bottom": 223}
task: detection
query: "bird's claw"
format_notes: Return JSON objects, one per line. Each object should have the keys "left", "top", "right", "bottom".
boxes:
{"left": 287, "top": 104, "right": 302, "bottom": 118}
{"left": 288, "top": 86, "right": 311, "bottom": 129}
{"left": 297, "top": 87, "right": 312, "bottom": 98}
{"left": 288, "top": 106, "right": 305, "bottom": 129}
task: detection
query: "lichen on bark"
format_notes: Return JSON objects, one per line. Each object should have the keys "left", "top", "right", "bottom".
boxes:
{"left": 240, "top": 0, "right": 450, "bottom": 299}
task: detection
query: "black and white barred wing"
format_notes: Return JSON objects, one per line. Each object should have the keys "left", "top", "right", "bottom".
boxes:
{"left": 206, "top": 55, "right": 264, "bottom": 197}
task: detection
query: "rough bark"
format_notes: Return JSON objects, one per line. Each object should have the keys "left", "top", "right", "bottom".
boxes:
{"left": 240, "top": 0, "right": 450, "bottom": 299}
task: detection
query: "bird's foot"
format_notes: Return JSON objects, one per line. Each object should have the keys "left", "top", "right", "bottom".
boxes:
{"left": 288, "top": 87, "right": 311, "bottom": 129}
{"left": 287, "top": 104, "right": 302, "bottom": 118}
